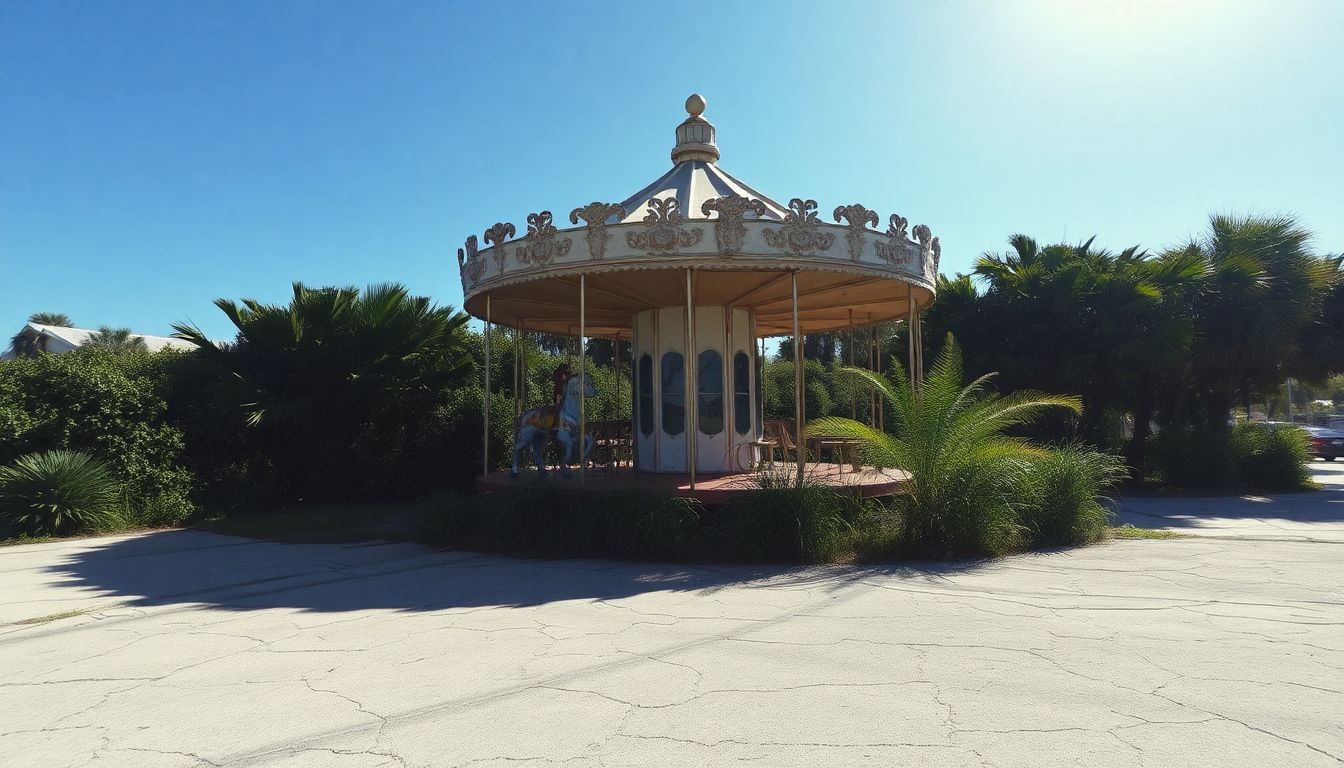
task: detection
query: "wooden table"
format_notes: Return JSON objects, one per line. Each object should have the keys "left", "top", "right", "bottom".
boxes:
{"left": 809, "top": 436, "right": 867, "bottom": 473}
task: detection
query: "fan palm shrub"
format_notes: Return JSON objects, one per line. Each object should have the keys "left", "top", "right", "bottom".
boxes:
{"left": 0, "top": 450, "right": 124, "bottom": 536}
{"left": 810, "top": 336, "right": 1082, "bottom": 558}
{"left": 173, "top": 282, "right": 473, "bottom": 501}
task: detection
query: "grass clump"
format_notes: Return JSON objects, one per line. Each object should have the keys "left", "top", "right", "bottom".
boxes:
{"left": 0, "top": 450, "right": 124, "bottom": 537}
{"left": 1021, "top": 446, "right": 1127, "bottom": 547}
{"left": 1109, "top": 525, "right": 1189, "bottom": 540}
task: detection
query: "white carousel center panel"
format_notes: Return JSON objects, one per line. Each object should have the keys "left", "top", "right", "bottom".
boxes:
{"left": 631, "top": 306, "right": 759, "bottom": 474}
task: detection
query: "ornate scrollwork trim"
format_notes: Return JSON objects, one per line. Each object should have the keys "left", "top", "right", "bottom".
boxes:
{"left": 702, "top": 195, "right": 768, "bottom": 257}
{"left": 483, "top": 222, "right": 516, "bottom": 273}
{"left": 625, "top": 197, "right": 703, "bottom": 253}
{"left": 513, "top": 212, "right": 571, "bottom": 267}
{"left": 568, "top": 202, "right": 626, "bottom": 260}
{"left": 912, "top": 224, "right": 935, "bottom": 279}
{"left": 457, "top": 234, "right": 484, "bottom": 289}
{"left": 762, "top": 198, "right": 836, "bottom": 255}
{"left": 875, "top": 214, "right": 912, "bottom": 266}
{"left": 832, "top": 204, "right": 878, "bottom": 261}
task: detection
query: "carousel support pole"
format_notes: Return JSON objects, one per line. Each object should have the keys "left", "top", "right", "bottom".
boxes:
{"left": 519, "top": 320, "right": 527, "bottom": 414}
{"left": 848, "top": 308, "right": 855, "bottom": 420}
{"left": 915, "top": 307, "right": 925, "bottom": 385}
{"left": 792, "top": 270, "right": 804, "bottom": 488}
{"left": 760, "top": 335, "right": 767, "bottom": 449}
{"left": 872, "top": 325, "right": 881, "bottom": 430}
{"left": 616, "top": 331, "right": 625, "bottom": 467}
{"left": 483, "top": 293, "right": 492, "bottom": 481}
{"left": 907, "top": 293, "right": 916, "bottom": 389}
{"left": 579, "top": 276, "right": 587, "bottom": 485}
{"left": 866, "top": 325, "right": 874, "bottom": 428}
{"left": 685, "top": 268, "right": 697, "bottom": 490}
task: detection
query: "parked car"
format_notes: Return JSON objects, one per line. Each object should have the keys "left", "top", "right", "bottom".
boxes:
{"left": 1303, "top": 426, "right": 1344, "bottom": 461}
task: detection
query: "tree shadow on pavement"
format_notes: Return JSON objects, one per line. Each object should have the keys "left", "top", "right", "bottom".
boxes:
{"left": 1111, "top": 462, "right": 1344, "bottom": 532}
{"left": 33, "top": 529, "right": 989, "bottom": 615}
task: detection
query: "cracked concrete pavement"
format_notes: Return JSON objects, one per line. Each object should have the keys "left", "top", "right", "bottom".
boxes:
{"left": 1115, "top": 461, "right": 1344, "bottom": 541}
{"left": 3, "top": 509, "right": 1342, "bottom": 766}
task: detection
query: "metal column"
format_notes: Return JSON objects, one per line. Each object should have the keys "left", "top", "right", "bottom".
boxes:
{"left": 578, "top": 275, "right": 587, "bottom": 485}
{"left": 483, "top": 293, "right": 491, "bottom": 481}
{"left": 792, "top": 271, "right": 804, "bottom": 487}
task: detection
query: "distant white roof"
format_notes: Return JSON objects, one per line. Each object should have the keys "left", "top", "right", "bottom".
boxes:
{"left": 1, "top": 323, "right": 197, "bottom": 360}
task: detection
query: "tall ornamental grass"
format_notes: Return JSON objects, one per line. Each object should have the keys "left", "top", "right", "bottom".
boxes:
{"left": 1021, "top": 446, "right": 1126, "bottom": 547}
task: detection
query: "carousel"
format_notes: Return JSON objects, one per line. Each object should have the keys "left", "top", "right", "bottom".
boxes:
{"left": 458, "top": 94, "right": 939, "bottom": 500}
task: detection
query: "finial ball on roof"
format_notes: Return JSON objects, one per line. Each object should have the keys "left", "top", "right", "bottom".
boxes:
{"left": 685, "top": 93, "right": 706, "bottom": 117}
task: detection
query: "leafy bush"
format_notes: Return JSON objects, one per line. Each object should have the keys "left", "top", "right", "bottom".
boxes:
{"left": 1020, "top": 447, "right": 1126, "bottom": 547}
{"left": 1147, "top": 423, "right": 1310, "bottom": 491}
{"left": 139, "top": 351, "right": 280, "bottom": 515}
{"left": 0, "top": 450, "right": 124, "bottom": 536}
{"left": 1147, "top": 426, "right": 1235, "bottom": 489}
{"left": 763, "top": 360, "right": 833, "bottom": 421}
{"left": 0, "top": 349, "right": 197, "bottom": 525}
{"left": 1229, "top": 424, "right": 1311, "bottom": 491}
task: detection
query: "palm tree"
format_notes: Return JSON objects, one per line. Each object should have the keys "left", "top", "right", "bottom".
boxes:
{"left": 971, "top": 235, "right": 1197, "bottom": 449}
{"left": 172, "top": 282, "right": 473, "bottom": 500}
{"left": 810, "top": 336, "right": 1081, "bottom": 557}
{"left": 28, "top": 312, "right": 72, "bottom": 327}
{"left": 85, "top": 327, "right": 148, "bottom": 354}
{"left": 1182, "top": 214, "right": 1334, "bottom": 430}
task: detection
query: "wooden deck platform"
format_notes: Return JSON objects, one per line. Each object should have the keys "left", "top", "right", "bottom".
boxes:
{"left": 477, "top": 462, "right": 910, "bottom": 504}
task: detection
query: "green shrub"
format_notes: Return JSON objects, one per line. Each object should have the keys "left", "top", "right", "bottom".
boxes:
{"left": 139, "top": 351, "right": 280, "bottom": 515}
{"left": 0, "top": 349, "right": 198, "bottom": 525}
{"left": 763, "top": 360, "right": 833, "bottom": 421}
{"left": 1229, "top": 424, "right": 1311, "bottom": 491}
{"left": 1147, "top": 426, "right": 1235, "bottom": 488}
{"left": 1020, "top": 447, "right": 1126, "bottom": 547}
{"left": 1148, "top": 424, "right": 1310, "bottom": 491}
{"left": 0, "top": 450, "right": 124, "bottom": 536}
{"left": 419, "top": 485, "right": 702, "bottom": 561}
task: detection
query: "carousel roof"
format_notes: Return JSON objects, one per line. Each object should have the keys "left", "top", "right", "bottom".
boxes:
{"left": 613, "top": 160, "right": 788, "bottom": 225}
{"left": 456, "top": 94, "right": 942, "bottom": 338}
{"left": 610, "top": 95, "right": 788, "bottom": 224}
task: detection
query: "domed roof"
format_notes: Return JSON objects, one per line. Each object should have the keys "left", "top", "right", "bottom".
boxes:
{"left": 613, "top": 161, "right": 788, "bottom": 225}
{"left": 610, "top": 94, "right": 788, "bottom": 224}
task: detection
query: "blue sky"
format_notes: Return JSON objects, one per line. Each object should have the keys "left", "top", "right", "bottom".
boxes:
{"left": 2, "top": 0, "right": 1341, "bottom": 340}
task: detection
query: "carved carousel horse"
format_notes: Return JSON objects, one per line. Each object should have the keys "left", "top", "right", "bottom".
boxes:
{"left": 511, "top": 373, "right": 598, "bottom": 477}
